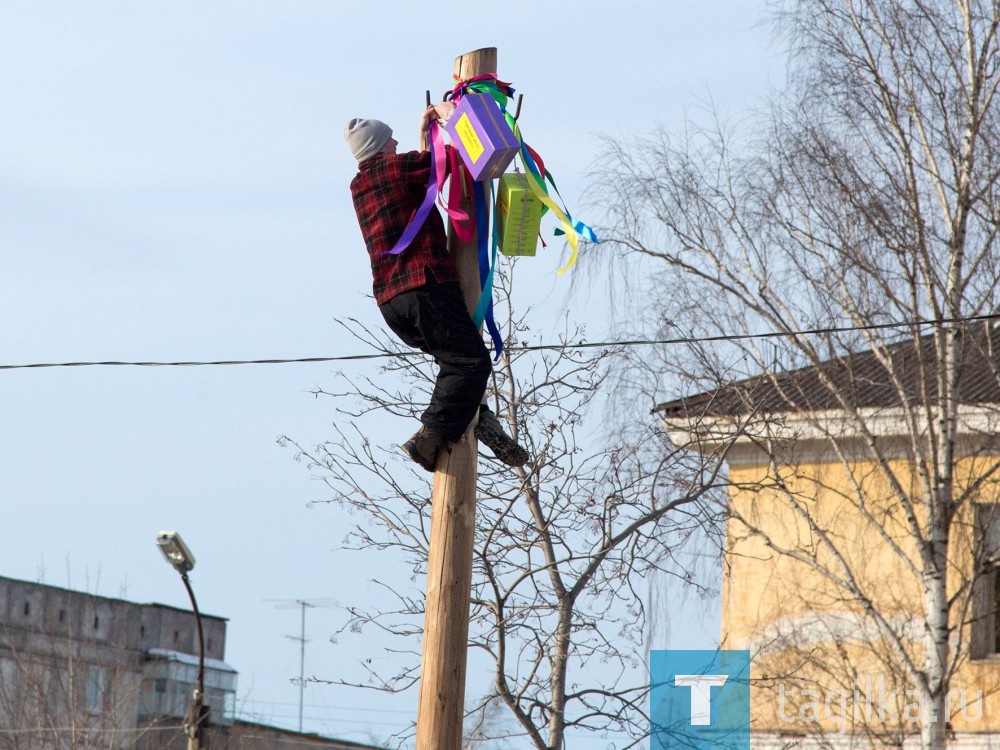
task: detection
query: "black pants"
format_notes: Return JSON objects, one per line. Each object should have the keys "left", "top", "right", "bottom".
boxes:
{"left": 378, "top": 279, "right": 491, "bottom": 442}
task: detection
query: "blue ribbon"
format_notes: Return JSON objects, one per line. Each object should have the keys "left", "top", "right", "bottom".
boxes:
{"left": 471, "top": 181, "right": 503, "bottom": 360}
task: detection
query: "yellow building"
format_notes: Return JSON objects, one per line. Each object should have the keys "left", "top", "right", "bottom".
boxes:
{"left": 658, "top": 325, "right": 1000, "bottom": 749}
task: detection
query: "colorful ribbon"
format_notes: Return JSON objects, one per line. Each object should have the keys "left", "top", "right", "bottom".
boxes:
{"left": 388, "top": 74, "right": 599, "bottom": 358}
{"left": 449, "top": 74, "right": 516, "bottom": 107}
{"left": 472, "top": 181, "right": 503, "bottom": 359}
{"left": 516, "top": 141, "right": 598, "bottom": 275}
{"left": 383, "top": 121, "right": 444, "bottom": 256}
{"left": 444, "top": 146, "right": 474, "bottom": 242}
{"left": 450, "top": 74, "right": 599, "bottom": 273}
{"left": 384, "top": 121, "right": 471, "bottom": 255}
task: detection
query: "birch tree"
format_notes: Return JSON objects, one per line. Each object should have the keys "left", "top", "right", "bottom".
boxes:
{"left": 592, "top": 1, "right": 1000, "bottom": 749}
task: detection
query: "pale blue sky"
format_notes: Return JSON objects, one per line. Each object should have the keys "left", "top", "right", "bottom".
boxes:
{"left": 1, "top": 1, "right": 782, "bottom": 744}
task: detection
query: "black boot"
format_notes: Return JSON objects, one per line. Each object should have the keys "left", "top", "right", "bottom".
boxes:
{"left": 402, "top": 425, "right": 446, "bottom": 472}
{"left": 475, "top": 408, "right": 529, "bottom": 467}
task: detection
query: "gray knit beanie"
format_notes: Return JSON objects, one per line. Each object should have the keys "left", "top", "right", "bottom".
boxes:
{"left": 344, "top": 118, "right": 393, "bottom": 162}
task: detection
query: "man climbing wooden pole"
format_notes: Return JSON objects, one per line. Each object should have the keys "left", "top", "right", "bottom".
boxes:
{"left": 344, "top": 43, "right": 529, "bottom": 748}
{"left": 414, "top": 45, "right": 495, "bottom": 750}
{"left": 344, "top": 52, "right": 526, "bottom": 480}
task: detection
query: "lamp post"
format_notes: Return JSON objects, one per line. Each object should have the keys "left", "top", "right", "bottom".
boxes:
{"left": 156, "top": 530, "right": 210, "bottom": 750}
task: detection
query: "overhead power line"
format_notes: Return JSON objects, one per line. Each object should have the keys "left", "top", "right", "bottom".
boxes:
{"left": 1, "top": 313, "right": 998, "bottom": 373}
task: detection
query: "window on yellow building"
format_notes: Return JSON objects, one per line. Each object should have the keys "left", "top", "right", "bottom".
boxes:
{"left": 972, "top": 504, "right": 1000, "bottom": 660}
{"left": 995, "top": 571, "right": 1000, "bottom": 653}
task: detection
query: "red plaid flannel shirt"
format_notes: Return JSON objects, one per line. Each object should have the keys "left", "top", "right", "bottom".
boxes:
{"left": 350, "top": 150, "right": 459, "bottom": 305}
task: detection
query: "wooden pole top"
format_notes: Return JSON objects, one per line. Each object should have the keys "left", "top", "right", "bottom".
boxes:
{"left": 454, "top": 47, "right": 497, "bottom": 80}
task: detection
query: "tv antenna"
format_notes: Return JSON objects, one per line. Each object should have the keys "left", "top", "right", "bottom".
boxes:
{"left": 265, "top": 597, "right": 338, "bottom": 732}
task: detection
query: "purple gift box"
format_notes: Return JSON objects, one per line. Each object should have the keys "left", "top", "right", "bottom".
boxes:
{"left": 444, "top": 93, "right": 519, "bottom": 181}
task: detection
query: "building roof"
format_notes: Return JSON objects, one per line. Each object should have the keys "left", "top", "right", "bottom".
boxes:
{"left": 146, "top": 647, "right": 237, "bottom": 673}
{"left": 655, "top": 321, "right": 1000, "bottom": 418}
{"left": 230, "top": 720, "right": 384, "bottom": 748}
{"left": 0, "top": 573, "right": 228, "bottom": 622}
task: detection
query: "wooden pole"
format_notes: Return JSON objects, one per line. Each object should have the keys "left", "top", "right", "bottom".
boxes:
{"left": 414, "top": 46, "right": 497, "bottom": 750}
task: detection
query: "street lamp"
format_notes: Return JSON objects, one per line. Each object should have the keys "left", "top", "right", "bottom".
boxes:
{"left": 156, "top": 530, "right": 210, "bottom": 750}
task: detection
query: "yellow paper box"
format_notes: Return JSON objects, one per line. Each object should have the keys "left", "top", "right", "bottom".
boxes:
{"left": 496, "top": 173, "right": 543, "bottom": 257}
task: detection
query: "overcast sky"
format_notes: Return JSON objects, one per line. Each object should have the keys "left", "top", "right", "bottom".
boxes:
{"left": 0, "top": 1, "right": 783, "bottom": 745}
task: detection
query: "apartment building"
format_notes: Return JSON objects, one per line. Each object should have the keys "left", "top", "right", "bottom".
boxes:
{"left": 0, "top": 575, "right": 376, "bottom": 749}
